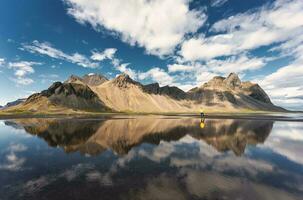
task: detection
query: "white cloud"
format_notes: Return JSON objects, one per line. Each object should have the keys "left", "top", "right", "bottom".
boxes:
{"left": 168, "top": 63, "right": 216, "bottom": 86}
{"left": 257, "top": 30, "right": 303, "bottom": 110}
{"left": 90, "top": 48, "right": 139, "bottom": 79}
{"left": 0, "top": 58, "right": 5, "bottom": 66}
{"left": 138, "top": 67, "right": 173, "bottom": 86}
{"left": 39, "top": 74, "right": 60, "bottom": 84}
{"left": 39, "top": 74, "right": 59, "bottom": 79}
{"left": 64, "top": 0, "right": 207, "bottom": 56}
{"left": 238, "top": 1, "right": 303, "bottom": 110}
{"left": 7, "top": 38, "right": 15, "bottom": 43}
{"left": 261, "top": 64, "right": 303, "bottom": 89}
{"left": 81, "top": 40, "right": 88, "bottom": 45}
{"left": 270, "top": 31, "right": 303, "bottom": 62}
{"left": 195, "top": 70, "right": 219, "bottom": 85}
{"left": 90, "top": 47, "right": 137, "bottom": 79}
{"left": 169, "top": 54, "right": 265, "bottom": 79}
{"left": 211, "top": 0, "right": 228, "bottom": 7}
{"left": 166, "top": 54, "right": 266, "bottom": 89}
{"left": 9, "top": 62, "right": 35, "bottom": 77}
{"left": 91, "top": 48, "right": 117, "bottom": 61}
{"left": 13, "top": 78, "right": 34, "bottom": 85}
{"left": 117, "top": 63, "right": 201, "bottom": 90}
{"left": 206, "top": 54, "right": 266, "bottom": 74}
{"left": 258, "top": 62, "right": 303, "bottom": 110}
{"left": 8, "top": 61, "right": 41, "bottom": 85}
{"left": 22, "top": 40, "right": 99, "bottom": 68}
{"left": 179, "top": 0, "right": 303, "bottom": 61}
{"left": 167, "top": 64, "right": 195, "bottom": 73}
{"left": 173, "top": 0, "right": 303, "bottom": 109}
{"left": 115, "top": 63, "right": 138, "bottom": 79}
{"left": 174, "top": 83, "right": 196, "bottom": 92}
{"left": 180, "top": 35, "right": 234, "bottom": 61}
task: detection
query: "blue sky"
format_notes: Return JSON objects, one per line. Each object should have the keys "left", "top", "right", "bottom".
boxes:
{"left": 0, "top": 0, "right": 302, "bottom": 110}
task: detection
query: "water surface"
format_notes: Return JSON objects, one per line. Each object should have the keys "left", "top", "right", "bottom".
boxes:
{"left": 0, "top": 116, "right": 302, "bottom": 200}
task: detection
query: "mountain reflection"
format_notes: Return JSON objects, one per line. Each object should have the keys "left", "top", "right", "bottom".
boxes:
{"left": 6, "top": 117, "right": 273, "bottom": 156}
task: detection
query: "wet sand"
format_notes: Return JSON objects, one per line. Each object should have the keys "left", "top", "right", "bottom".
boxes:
{"left": 0, "top": 112, "right": 302, "bottom": 121}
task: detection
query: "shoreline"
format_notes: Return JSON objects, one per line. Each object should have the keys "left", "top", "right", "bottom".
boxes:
{"left": 0, "top": 111, "right": 302, "bottom": 121}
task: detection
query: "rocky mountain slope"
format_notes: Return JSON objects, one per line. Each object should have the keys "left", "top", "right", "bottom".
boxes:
{"left": 3, "top": 73, "right": 285, "bottom": 114}
{"left": 187, "top": 73, "right": 276, "bottom": 111}
{"left": 6, "top": 81, "right": 110, "bottom": 113}
{"left": 91, "top": 74, "right": 195, "bottom": 112}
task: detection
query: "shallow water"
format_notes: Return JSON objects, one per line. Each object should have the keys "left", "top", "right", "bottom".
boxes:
{"left": 0, "top": 116, "right": 302, "bottom": 200}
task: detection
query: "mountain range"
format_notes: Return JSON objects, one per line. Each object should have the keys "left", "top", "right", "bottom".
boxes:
{"left": 3, "top": 72, "right": 285, "bottom": 114}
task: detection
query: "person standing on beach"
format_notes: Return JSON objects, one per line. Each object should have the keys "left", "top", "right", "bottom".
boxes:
{"left": 200, "top": 108, "right": 204, "bottom": 118}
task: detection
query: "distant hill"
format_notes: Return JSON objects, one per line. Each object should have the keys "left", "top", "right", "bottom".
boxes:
{"left": 2, "top": 98, "right": 26, "bottom": 109}
{"left": 3, "top": 73, "right": 285, "bottom": 114}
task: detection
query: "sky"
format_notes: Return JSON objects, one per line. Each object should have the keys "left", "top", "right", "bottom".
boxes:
{"left": 0, "top": 0, "right": 302, "bottom": 110}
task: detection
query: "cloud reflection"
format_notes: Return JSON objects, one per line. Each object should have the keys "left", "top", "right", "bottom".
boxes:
{"left": 263, "top": 122, "right": 303, "bottom": 165}
{"left": 1, "top": 117, "right": 303, "bottom": 199}
{"left": 0, "top": 143, "right": 27, "bottom": 171}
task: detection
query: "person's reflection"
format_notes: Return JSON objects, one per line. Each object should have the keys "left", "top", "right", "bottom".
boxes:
{"left": 200, "top": 118, "right": 205, "bottom": 129}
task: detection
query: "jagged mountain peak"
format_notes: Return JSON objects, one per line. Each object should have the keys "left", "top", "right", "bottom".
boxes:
{"left": 227, "top": 72, "right": 240, "bottom": 79}
{"left": 143, "top": 83, "right": 186, "bottom": 99}
{"left": 66, "top": 73, "right": 108, "bottom": 86}
{"left": 116, "top": 73, "right": 131, "bottom": 80}
{"left": 202, "top": 73, "right": 241, "bottom": 89}
{"left": 111, "top": 73, "right": 141, "bottom": 87}
{"left": 143, "top": 83, "right": 160, "bottom": 94}
{"left": 187, "top": 72, "right": 274, "bottom": 106}
{"left": 203, "top": 76, "right": 225, "bottom": 88}
{"left": 66, "top": 75, "right": 82, "bottom": 83}
{"left": 224, "top": 72, "right": 241, "bottom": 88}
{"left": 82, "top": 73, "right": 108, "bottom": 86}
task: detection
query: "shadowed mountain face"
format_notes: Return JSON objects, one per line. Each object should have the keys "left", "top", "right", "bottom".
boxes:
{"left": 4, "top": 72, "right": 284, "bottom": 113}
{"left": 143, "top": 83, "right": 187, "bottom": 100}
{"left": 8, "top": 117, "right": 273, "bottom": 156}
{"left": 19, "top": 82, "right": 110, "bottom": 112}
